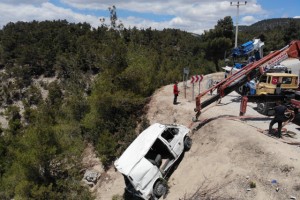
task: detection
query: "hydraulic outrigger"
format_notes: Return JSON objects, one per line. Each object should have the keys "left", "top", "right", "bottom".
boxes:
{"left": 193, "top": 40, "right": 300, "bottom": 122}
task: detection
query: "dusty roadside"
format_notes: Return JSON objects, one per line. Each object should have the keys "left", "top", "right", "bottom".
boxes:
{"left": 90, "top": 72, "right": 300, "bottom": 200}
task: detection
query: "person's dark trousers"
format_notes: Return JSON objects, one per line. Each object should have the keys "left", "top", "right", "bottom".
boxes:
{"left": 173, "top": 94, "right": 178, "bottom": 104}
{"left": 269, "top": 118, "right": 283, "bottom": 137}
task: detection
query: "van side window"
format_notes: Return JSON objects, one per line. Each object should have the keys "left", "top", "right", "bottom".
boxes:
{"left": 161, "top": 128, "right": 179, "bottom": 142}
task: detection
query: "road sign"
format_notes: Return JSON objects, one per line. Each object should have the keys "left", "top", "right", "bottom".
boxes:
{"left": 199, "top": 74, "right": 203, "bottom": 82}
{"left": 191, "top": 75, "right": 203, "bottom": 83}
{"left": 183, "top": 68, "right": 190, "bottom": 75}
{"left": 191, "top": 75, "right": 204, "bottom": 100}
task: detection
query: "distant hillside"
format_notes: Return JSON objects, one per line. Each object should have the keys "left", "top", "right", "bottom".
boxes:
{"left": 239, "top": 18, "right": 300, "bottom": 32}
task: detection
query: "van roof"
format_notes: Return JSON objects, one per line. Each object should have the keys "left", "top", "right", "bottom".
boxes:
{"left": 114, "top": 123, "right": 166, "bottom": 175}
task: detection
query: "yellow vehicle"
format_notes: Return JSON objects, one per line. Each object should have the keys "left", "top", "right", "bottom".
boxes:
{"left": 256, "top": 73, "right": 298, "bottom": 95}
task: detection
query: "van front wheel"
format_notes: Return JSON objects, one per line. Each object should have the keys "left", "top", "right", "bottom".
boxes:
{"left": 153, "top": 181, "right": 167, "bottom": 198}
{"left": 184, "top": 136, "right": 192, "bottom": 151}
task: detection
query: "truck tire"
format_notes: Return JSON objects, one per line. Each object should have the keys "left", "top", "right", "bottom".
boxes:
{"left": 257, "top": 103, "right": 268, "bottom": 115}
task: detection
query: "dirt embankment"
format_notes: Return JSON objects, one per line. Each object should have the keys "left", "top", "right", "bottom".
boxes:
{"left": 90, "top": 72, "right": 300, "bottom": 200}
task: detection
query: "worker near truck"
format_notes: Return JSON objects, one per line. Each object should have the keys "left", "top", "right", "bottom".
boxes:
{"left": 173, "top": 81, "right": 179, "bottom": 105}
{"left": 274, "top": 82, "right": 282, "bottom": 95}
{"left": 268, "top": 101, "right": 290, "bottom": 138}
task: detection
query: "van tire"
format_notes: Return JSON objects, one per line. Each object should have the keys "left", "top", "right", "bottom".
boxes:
{"left": 184, "top": 136, "right": 192, "bottom": 151}
{"left": 153, "top": 181, "right": 167, "bottom": 198}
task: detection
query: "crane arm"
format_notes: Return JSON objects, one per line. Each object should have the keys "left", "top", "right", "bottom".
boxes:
{"left": 194, "top": 40, "right": 300, "bottom": 121}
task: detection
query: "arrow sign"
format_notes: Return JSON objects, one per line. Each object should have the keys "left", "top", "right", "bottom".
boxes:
{"left": 190, "top": 76, "right": 194, "bottom": 83}
{"left": 191, "top": 75, "right": 198, "bottom": 83}
{"left": 199, "top": 75, "right": 203, "bottom": 82}
{"left": 191, "top": 75, "right": 204, "bottom": 83}
{"left": 191, "top": 74, "right": 204, "bottom": 100}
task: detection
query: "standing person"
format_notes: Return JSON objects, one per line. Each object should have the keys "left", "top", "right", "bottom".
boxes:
{"left": 269, "top": 101, "right": 289, "bottom": 138}
{"left": 275, "top": 82, "right": 282, "bottom": 95}
{"left": 173, "top": 81, "right": 179, "bottom": 105}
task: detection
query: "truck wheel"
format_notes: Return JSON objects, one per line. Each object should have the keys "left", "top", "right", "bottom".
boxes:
{"left": 257, "top": 103, "right": 268, "bottom": 115}
{"left": 153, "top": 180, "right": 167, "bottom": 198}
{"left": 184, "top": 136, "right": 192, "bottom": 151}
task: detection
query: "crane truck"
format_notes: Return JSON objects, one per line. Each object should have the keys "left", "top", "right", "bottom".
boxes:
{"left": 193, "top": 40, "right": 300, "bottom": 122}
{"left": 224, "top": 39, "right": 298, "bottom": 116}
{"left": 232, "top": 38, "right": 264, "bottom": 62}
{"left": 223, "top": 38, "right": 265, "bottom": 77}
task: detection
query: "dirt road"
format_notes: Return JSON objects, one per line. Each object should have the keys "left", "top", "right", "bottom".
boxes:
{"left": 92, "top": 73, "right": 300, "bottom": 200}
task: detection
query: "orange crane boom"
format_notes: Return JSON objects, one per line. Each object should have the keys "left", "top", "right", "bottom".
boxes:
{"left": 193, "top": 40, "right": 300, "bottom": 121}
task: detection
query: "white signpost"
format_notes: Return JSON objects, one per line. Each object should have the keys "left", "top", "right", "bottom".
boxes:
{"left": 190, "top": 75, "right": 203, "bottom": 100}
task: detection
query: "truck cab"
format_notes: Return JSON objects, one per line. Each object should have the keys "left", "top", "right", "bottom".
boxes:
{"left": 256, "top": 73, "right": 298, "bottom": 95}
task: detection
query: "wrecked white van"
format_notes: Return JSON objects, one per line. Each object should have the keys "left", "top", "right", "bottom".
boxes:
{"left": 114, "top": 123, "right": 192, "bottom": 200}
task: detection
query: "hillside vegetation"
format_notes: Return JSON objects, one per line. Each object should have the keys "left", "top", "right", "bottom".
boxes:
{"left": 240, "top": 18, "right": 300, "bottom": 32}
{"left": 0, "top": 13, "right": 299, "bottom": 199}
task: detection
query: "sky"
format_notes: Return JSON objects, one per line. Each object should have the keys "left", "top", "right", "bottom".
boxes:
{"left": 0, "top": 0, "right": 299, "bottom": 34}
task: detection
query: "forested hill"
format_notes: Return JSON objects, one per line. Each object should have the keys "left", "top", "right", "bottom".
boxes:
{"left": 239, "top": 18, "right": 300, "bottom": 32}
{"left": 0, "top": 17, "right": 299, "bottom": 199}
{"left": 238, "top": 17, "right": 300, "bottom": 52}
{"left": 0, "top": 19, "right": 223, "bottom": 199}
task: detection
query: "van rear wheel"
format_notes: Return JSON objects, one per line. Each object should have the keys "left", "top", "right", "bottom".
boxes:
{"left": 153, "top": 180, "right": 167, "bottom": 198}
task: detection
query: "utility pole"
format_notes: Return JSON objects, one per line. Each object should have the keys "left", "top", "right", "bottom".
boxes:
{"left": 230, "top": 1, "right": 247, "bottom": 48}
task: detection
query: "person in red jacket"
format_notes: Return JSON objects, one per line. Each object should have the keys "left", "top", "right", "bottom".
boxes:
{"left": 173, "top": 81, "right": 179, "bottom": 105}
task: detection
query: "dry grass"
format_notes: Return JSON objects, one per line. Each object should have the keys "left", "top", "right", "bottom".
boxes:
{"left": 182, "top": 178, "right": 233, "bottom": 200}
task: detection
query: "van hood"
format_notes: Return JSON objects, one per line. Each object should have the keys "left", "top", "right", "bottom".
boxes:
{"left": 127, "top": 157, "right": 159, "bottom": 190}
